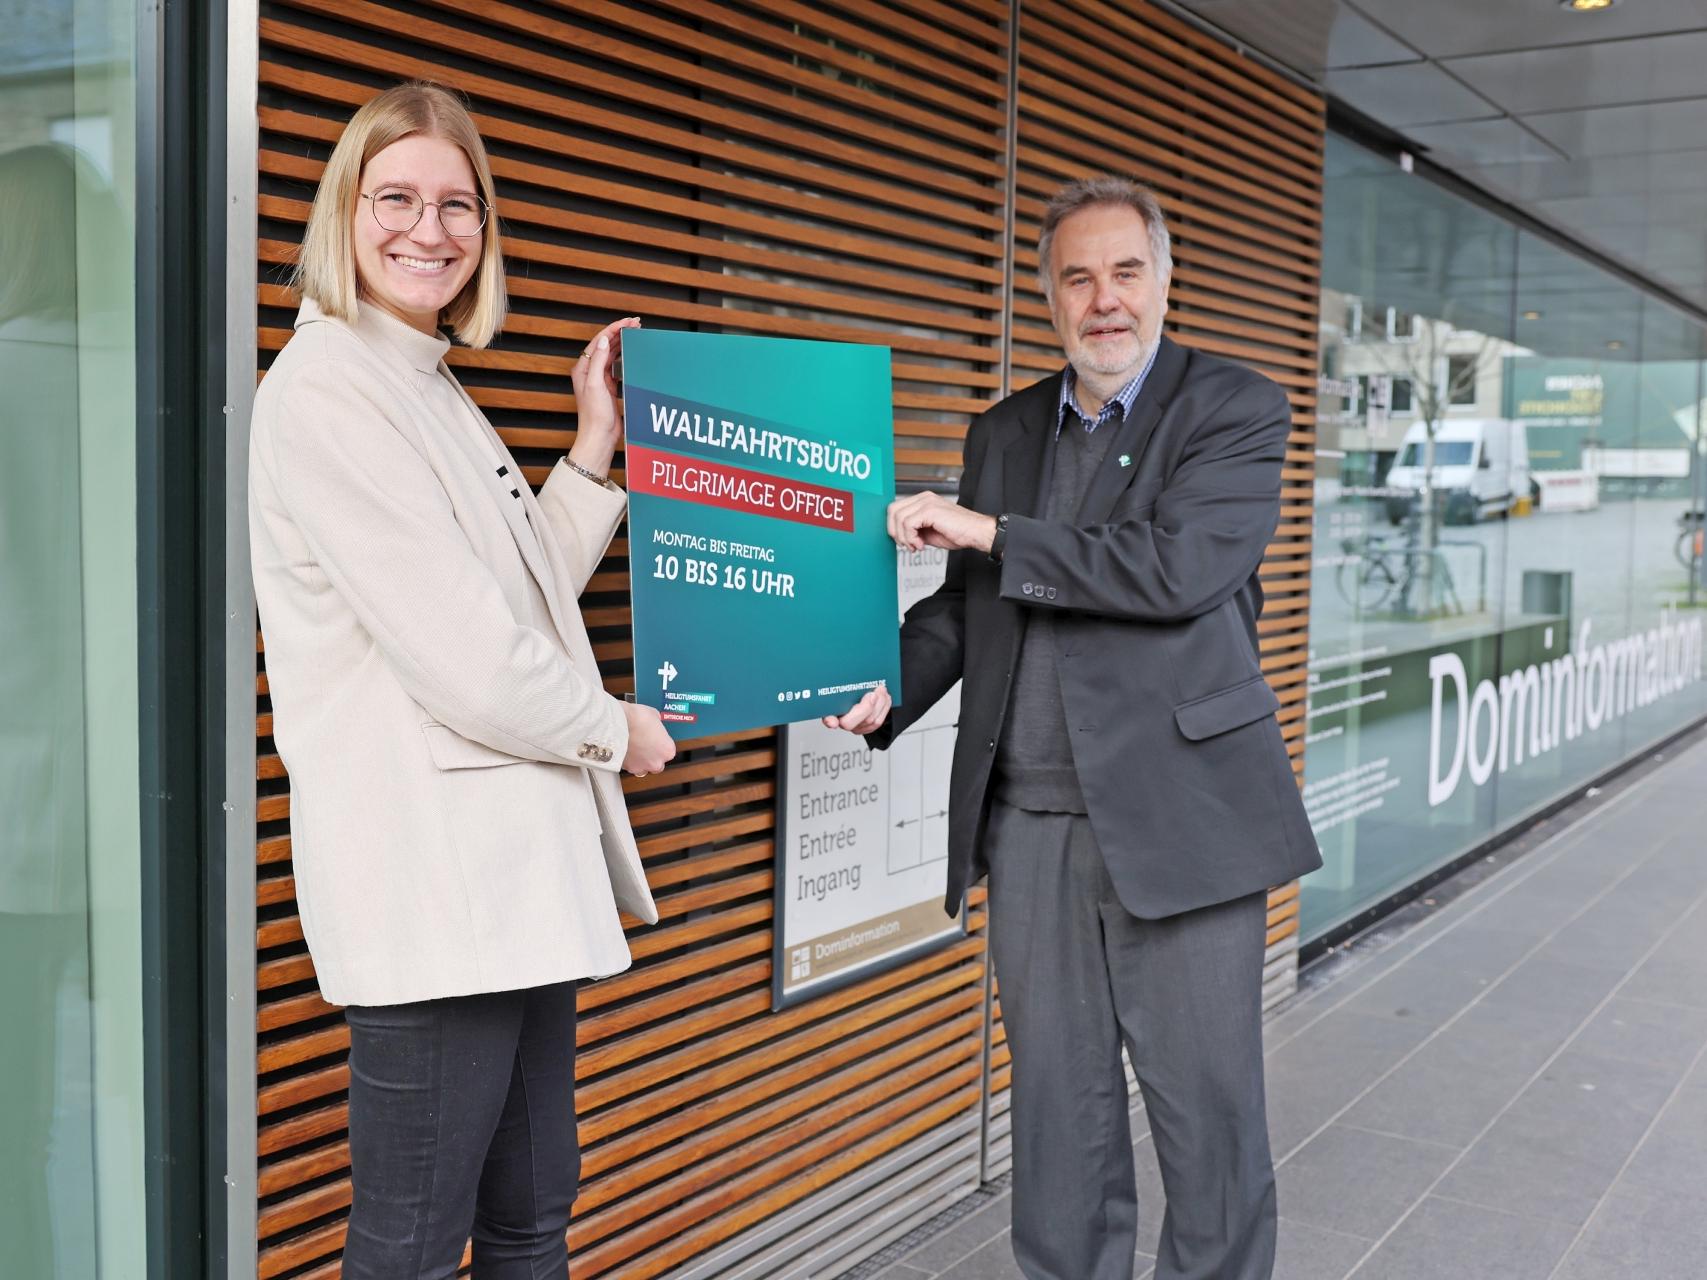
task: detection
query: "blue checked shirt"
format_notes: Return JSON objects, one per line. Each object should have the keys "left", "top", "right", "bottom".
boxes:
{"left": 1056, "top": 343, "right": 1159, "bottom": 437}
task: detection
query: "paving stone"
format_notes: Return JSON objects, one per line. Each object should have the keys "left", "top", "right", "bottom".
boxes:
{"left": 1340, "top": 1054, "right": 1532, "bottom": 1151}
{"left": 1264, "top": 995, "right": 1332, "bottom": 1048}
{"left": 1337, "top": 960, "right": 1496, "bottom": 1032}
{"left": 1402, "top": 919, "right": 1550, "bottom": 983}
{"left": 935, "top": 1232, "right": 1025, "bottom": 1280}
{"left": 1611, "top": 1074, "right": 1707, "bottom": 1198}
{"left": 1435, "top": 1048, "right": 1680, "bottom": 1226}
{"left": 1503, "top": 840, "right": 1640, "bottom": 900}
{"left": 1272, "top": 1216, "right": 1370, "bottom": 1280}
{"left": 1567, "top": 996, "right": 1707, "bottom": 1072}
{"left": 1131, "top": 1135, "right": 1165, "bottom": 1261}
{"left": 1264, "top": 1013, "right": 1434, "bottom": 1158}
{"left": 1350, "top": 1195, "right": 1577, "bottom": 1279}
{"left": 1275, "top": 1124, "right": 1458, "bottom": 1240}
{"left": 1528, "top": 892, "right": 1703, "bottom": 976}
{"left": 890, "top": 1196, "right": 1012, "bottom": 1274}
{"left": 1476, "top": 955, "right": 1626, "bottom": 1024}
{"left": 1619, "top": 913, "right": 1707, "bottom": 1009}
{"left": 1682, "top": 1050, "right": 1707, "bottom": 1090}
{"left": 1621, "top": 954, "right": 1707, "bottom": 1010}
{"left": 1552, "top": 1186, "right": 1707, "bottom": 1280}
{"left": 1468, "top": 878, "right": 1603, "bottom": 939}
{"left": 1338, "top": 996, "right": 1594, "bottom": 1151}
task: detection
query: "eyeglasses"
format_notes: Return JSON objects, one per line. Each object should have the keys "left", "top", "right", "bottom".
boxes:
{"left": 360, "top": 185, "right": 489, "bottom": 237}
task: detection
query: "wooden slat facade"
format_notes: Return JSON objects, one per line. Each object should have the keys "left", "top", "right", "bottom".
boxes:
{"left": 249, "top": 1, "right": 1322, "bottom": 1274}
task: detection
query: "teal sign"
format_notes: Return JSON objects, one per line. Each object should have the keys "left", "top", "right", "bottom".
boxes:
{"left": 623, "top": 329, "right": 902, "bottom": 738}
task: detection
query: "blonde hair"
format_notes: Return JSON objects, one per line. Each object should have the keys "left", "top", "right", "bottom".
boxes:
{"left": 294, "top": 81, "right": 506, "bottom": 348}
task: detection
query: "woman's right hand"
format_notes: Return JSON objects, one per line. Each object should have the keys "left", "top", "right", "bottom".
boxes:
{"left": 622, "top": 700, "right": 677, "bottom": 777}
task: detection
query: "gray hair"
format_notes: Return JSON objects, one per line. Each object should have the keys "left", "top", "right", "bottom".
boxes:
{"left": 1036, "top": 176, "right": 1173, "bottom": 305}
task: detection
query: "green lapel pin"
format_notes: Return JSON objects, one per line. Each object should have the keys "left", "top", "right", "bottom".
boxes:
{"left": 1119, "top": 454, "right": 1132, "bottom": 467}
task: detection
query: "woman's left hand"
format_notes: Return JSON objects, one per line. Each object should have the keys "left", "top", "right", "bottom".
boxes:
{"left": 569, "top": 316, "right": 641, "bottom": 475}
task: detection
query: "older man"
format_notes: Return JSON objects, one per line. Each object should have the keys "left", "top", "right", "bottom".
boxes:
{"left": 828, "top": 176, "right": 1321, "bottom": 1279}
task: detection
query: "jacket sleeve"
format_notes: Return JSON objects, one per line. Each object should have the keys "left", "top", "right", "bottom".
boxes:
{"left": 259, "top": 358, "right": 628, "bottom": 772}
{"left": 535, "top": 457, "right": 627, "bottom": 596}
{"left": 866, "top": 414, "right": 993, "bottom": 749}
{"left": 995, "top": 374, "right": 1290, "bottom": 623}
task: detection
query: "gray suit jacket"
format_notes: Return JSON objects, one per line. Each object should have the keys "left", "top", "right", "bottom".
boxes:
{"left": 872, "top": 336, "right": 1321, "bottom": 919}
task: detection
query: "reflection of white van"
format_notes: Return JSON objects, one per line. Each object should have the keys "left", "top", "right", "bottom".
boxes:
{"left": 1383, "top": 418, "right": 1530, "bottom": 525}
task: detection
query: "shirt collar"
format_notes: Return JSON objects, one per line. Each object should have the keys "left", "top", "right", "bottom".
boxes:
{"left": 1057, "top": 341, "right": 1160, "bottom": 436}
{"left": 296, "top": 296, "right": 451, "bottom": 375}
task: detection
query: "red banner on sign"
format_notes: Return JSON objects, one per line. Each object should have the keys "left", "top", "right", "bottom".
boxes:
{"left": 626, "top": 444, "right": 855, "bottom": 532}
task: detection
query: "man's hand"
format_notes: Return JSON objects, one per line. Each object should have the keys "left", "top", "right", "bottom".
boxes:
{"left": 822, "top": 683, "right": 892, "bottom": 735}
{"left": 621, "top": 700, "right": 676, "bottom": 776}
{"left": 888, "top": 491, "right": 997, "bottom": 554}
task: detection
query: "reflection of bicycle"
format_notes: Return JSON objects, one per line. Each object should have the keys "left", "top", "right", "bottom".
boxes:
{"left": 1335, "top": 532, "right": 1462, "bottom": 615}
{"left": 1676, "top": 509, "right": 1704, "bottom": 570}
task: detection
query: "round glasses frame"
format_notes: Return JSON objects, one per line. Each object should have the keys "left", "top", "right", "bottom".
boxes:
{"left": 360, "top": 187, "right": 489, "bottom": 237}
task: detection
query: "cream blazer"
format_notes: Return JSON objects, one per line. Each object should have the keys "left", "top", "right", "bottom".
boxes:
{"left": 249, "top": 299, "right": 657, "bottom": 1006}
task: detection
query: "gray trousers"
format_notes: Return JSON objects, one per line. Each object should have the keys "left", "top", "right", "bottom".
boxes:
{"left": 985, "top": 801, "right": 1277, "bottom": 1280}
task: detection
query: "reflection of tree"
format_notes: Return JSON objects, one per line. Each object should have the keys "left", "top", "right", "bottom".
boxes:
{"left": 1333, "top": 187, "right": 1516, "bottom": 616}
{"left": 1348, "top": 310, "right": 1502, "bottom": 617}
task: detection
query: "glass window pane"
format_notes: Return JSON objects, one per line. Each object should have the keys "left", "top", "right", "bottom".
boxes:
{"left": 1, "top": 2, "right": 143, "bottom": 1273}
{"left": 1302, "top": 134, "right": 1520, "bottom": 940}
{"left": 1492, "top": 237, "right": 1653, "bottom": 829}
{"left": 1607, "top": 298, "right": 1707, "bottom": 754}
{"left": 1305, "top": 149, "right": 1707, "bottom": 948}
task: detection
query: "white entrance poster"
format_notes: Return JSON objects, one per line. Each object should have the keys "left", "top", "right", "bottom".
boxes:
{"left": 773, "top": 542, "right": 965, "bottom": 1007}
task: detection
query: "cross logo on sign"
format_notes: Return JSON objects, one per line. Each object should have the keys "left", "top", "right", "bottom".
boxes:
{"left": 658, "top": 660, "right": 678, "bottom": 692}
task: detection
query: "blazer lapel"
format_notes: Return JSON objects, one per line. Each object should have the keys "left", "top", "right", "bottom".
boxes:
{"left": 999, "top": 372, "right": 1063, "bottom": 518}
{"left": 438, "top": 377, "right": 578, "bottom": 642}
{"left": 1077, "top": 336, "right": 1187, "bottom": 524}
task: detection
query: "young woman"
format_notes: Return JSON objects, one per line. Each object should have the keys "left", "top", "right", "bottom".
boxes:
{"left": 248, "top": 81, "right": 675, "bottom": 1278}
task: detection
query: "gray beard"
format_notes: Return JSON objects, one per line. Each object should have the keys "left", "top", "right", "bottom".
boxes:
{"left": 1071, "top": 332, "right": 1160, "bottom": 409}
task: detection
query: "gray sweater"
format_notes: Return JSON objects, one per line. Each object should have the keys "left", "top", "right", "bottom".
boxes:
{"left": 993, "top": 419, "right": 1117, "bottom": 812}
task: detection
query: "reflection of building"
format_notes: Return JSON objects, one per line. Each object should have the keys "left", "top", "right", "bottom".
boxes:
{"left": 1320, "top": 292, "right": 1529, "bottom": 488}
{"left": 1503, "top": 358, "right": 1703, "bottom": 496}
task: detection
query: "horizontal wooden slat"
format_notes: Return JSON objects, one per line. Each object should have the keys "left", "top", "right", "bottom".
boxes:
{"left": 525, "top": 0, "right": 1005, "bottom": 147}
{"left": 266, "top": 2, "right": 1001, "bottom": 190}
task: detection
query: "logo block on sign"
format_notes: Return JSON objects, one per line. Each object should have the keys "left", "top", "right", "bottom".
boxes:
{"left": 790, "top": 945, "right": 811, "bottom": 981}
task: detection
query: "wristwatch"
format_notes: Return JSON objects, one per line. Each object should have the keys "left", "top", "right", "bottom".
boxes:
{"left": 989, "top": 512, "right": 1010, "bottom": 563}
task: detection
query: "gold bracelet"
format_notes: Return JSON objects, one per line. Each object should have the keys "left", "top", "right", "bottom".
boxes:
{"left": 564, "top": 456, "right": 620, "bottom": 492}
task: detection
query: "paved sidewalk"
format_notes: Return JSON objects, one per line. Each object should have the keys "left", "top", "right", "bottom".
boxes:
{"left": 847, "top": 724, "right": 1707, "bottom": 1279}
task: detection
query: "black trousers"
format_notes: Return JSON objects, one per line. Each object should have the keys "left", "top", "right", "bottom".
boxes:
{"left": 341, "top": 981, "right": 581, "bottom": 1279}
